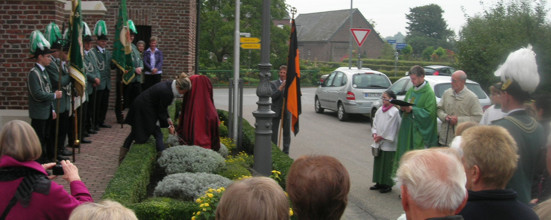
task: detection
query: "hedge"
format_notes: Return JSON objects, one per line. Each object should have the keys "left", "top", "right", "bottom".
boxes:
{"left": 102, "top": 108, "right": 294, "bottom": 219}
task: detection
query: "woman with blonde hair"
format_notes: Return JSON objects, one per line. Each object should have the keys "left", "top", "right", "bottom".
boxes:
{"left": 120, "top": 72, "right": 191, "bottom": 163}
{"left": 0, "top": 120, "right": 93, "bottom": 219}
{"left": 69, "top": 200, "right": 137, "bottom": 220}
{"left": 216, "top": 177, "right": 289, "bottom": 220}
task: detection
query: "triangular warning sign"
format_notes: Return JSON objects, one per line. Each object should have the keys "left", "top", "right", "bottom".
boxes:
{"left": 350, "top": 28, "right": 371, "bottom": 47}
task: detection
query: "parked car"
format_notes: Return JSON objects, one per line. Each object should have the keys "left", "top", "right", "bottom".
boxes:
{"left": 315, "top": 67, "right": 392, "bottom": 121}
{"left": 405, "top": 65, "right": 456, "bottom": 76}
{"left": 388, "top": 75, "right": 491, "bottom": 129}
{"left": 319, "top": 74, "right": 329, "bottom": 85}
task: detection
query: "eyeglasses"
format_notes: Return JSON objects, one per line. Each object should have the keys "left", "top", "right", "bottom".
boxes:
{"left": 381, "top": 98, "right": 390, "bottom": 102}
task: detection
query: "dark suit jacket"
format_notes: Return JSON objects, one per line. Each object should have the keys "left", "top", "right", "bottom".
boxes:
{"left": 125, "top": 80, "right": 174, "bottom": 143}
{"left": 271, "top": 79, "right": 285, "bottom": 118}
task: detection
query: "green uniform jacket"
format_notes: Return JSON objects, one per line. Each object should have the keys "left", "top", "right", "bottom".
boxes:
{"left": 46, "top": 57, "right": 71, "bottom": 113}
{"left": 84, "top": 50, "right": 100, "bottom": 99}
{"left": 92, "top": 46, "right": 112, "bottom": 90}
{"left": 28, "top": 64, "right": 55, "bottom": 120}
{"left": 393, "top": 81, "right": 438, "bottom": 172}
{"left": 492, "top": 110, "right": 545, "bottom": 204}
{"left": 131, "top": 43, "right": 144, "bottom": 83}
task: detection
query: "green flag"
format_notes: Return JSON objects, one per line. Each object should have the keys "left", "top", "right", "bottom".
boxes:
{"left": 112, "top": 0, "right": 135, "bottom": 85}
{"left": 68, "top": 0, "right": 85, "bottom": 97}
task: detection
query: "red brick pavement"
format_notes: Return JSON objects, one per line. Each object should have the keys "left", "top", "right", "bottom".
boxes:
{"left": 57, "top": 110, "right": 130, "bottom": 201}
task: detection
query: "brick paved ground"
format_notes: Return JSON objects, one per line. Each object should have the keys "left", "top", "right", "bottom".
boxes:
{"left": 57, "top": 110, "right": 130, "bottom": 201}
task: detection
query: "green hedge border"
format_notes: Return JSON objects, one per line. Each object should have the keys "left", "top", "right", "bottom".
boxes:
{"left": 102, "top": 108, "right": 293, "bottom": 219}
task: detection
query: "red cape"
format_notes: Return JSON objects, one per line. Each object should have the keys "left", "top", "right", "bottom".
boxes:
{"left": 176, "top": 75, "right": 220, "bottom": 150}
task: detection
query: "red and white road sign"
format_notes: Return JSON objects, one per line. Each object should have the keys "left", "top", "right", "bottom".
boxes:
{"left": 350, "top": 28, "right": 371, "bottom": 47}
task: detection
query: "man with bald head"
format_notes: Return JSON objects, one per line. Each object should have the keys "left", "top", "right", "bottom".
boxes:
{"left": 437, "top": 70, "right": 483, "bottom": 146}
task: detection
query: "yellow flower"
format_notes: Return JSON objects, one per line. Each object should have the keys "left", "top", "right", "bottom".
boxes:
{"left": 197, "top": 211, "right": 201, "bottom": 215}
{"left": 203, "top": 208, "right": 207, "bottom": 211}
{"left": 289, "top": 208, "right": 294, "bottom": 216}
{"left": 285, "top": 192, "right": 288, "bottom": 197}
{"left": 199, "top": 204, "right": 204, "bottom": 208}
{"left": 208, "top": 193, "right": 214, "bottom": 198}
{"left": 220, "top": 187, "right": 226, "bottom": 191}
{"left": 216, "top": 189, "right": 222, "bottom": 193}
{"left": 208, "top": 188, "right": 214, "bottom": 193}
{"left": 196, "top": 198, "right": 202, "bottom": 203}
{"left": 204, "top": 203, "right": 210, "bottom": 207}
{"left": 192, "top": 216, "right": 196, "bottom": 220}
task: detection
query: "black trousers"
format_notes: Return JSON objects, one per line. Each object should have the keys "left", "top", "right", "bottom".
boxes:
{"left": 123, "top": 125, "right": 164, "bottom": 151}
{"left": 115, "top": 69, "right": 124, "bottom": 121}
{"left": 87, "top": 89, "right": 97, "bottom": 130}
{"left": 32, "top": 118, "right": 53, "bottom": 161}
{"left": 271, "top": 111, "right": 291, "bottom": 154}
{"left": 124, "top": 82, "right": 142, "bottom": 109}
{"left": 96, "top": 88, "right": 110, "bottom": 125}
{"left": 49, "top": 111, "right": 69, "bottom": 153}
{"left": 143, "top": 74, "right": 161, "bottom": 92}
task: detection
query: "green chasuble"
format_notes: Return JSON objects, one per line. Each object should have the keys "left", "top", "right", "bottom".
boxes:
{"left": 393, "top": 81, "right": 438, "bottom": 173}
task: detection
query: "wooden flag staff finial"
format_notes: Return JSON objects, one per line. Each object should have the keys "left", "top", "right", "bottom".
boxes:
{"left": 291, "top": 7, "right": 297, "bottom": 19}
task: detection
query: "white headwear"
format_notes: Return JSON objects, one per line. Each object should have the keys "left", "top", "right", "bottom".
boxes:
{"left": 494, "top": 45, "right": 539, "bottom": 94}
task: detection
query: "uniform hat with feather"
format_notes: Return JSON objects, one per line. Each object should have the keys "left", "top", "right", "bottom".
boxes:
{"left": 494, "top": 45, "right": 540, "bottom": 101}
{"left": 29, "top": 30, "right": 54, "bottom": 59}
{"left": 82, "top": 21, "right": 93, "bottom": 42}
{"left": 94, "top": 20, "right": 108, "bottom": 41}
{"left": 44, "top": 22, "right": 62, "bottom": 50}
{"left": 128, "top": 20, "right": 137, "bottom": 35}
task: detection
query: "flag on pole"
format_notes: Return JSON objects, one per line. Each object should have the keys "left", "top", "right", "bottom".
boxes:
{"left": 112, "top": 0, "right": 135, "bottom": 85}
{"left": 68, "top": 0, "right": 85, "bottom": 97}
{"left": 284, "top": 19, "right": 301, "bottom": 135}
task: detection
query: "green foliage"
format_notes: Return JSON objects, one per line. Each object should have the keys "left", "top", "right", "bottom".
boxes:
{"left": 102, "top": 143, "right": 157, "bottom": 205}
{"left": 456, "top": 0, "right": 551, "bottom": 91}
{"left": 405, "top": 4, "right": 454, "bottom": 55}
{"left": 128, "top": 197, "right": 196, "bottom": 220}
{"left": 219, "top": 137, "right": 235, "bottom": 154}
{"left": 158, "top": 145, "right": 226, "bottom": 174}
{"left": 199, "top": 0, "right": 288, "bottom": 69}
{"left": 421, "top": 46, "right": 435, "bottom": 61}
{"left": 154, "top": 172, "right": 232, "bottom": 200}
{"left": 271, "top": 143, "right": 293, "bottom": 190}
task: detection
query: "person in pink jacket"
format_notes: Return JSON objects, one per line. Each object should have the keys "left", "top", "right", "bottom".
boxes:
{"left": 0, "top": 120, "right": 93, "bottom": 219}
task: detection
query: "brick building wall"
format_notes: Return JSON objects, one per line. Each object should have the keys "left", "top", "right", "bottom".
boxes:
{"left": 0, "top": 0, "right": 197, "bottom": 114}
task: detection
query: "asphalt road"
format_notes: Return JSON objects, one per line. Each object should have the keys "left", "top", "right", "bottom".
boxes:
{"left": 213, "top": 86, "right": 404, "bottom": 220}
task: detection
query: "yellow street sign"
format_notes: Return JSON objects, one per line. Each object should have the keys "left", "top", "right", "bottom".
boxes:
{"left": 240, "top": 37, "right": 261, "bottom": 43}
{"left": 240, "top": 43, "right": 261, "bottom": 50}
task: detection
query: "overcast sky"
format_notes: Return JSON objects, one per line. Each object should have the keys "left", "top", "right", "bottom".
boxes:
{"left": 286, "top": 0, "right": 551, "bottom": 38}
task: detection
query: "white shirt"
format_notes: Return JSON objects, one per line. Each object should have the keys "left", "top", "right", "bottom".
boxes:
{"left": 371, "top": 106, "right": 401, "bottom": 151}
{"left": 480, "top": 104, "right": 507, "bottom": 125}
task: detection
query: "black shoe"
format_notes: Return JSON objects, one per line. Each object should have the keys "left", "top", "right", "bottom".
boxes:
{"left": 99, "top": 123, "right": 112, "bottom": 128}
{"left": 59, "top": 149, "right": 73, "bottom": 156}
{"left": 81, "top": 138, "right": 92, "bottom": 144}
{"left": 379, "top": 186, "right": 392, "bottom": 193}
{"left": 88, "top": 129, "right": 97, "bottom": 134}
{"left": 83, "top": 132, "right": 90, "bottom": 137}
{"left": 370, "top": 184, "right": 382, "bottom": 190}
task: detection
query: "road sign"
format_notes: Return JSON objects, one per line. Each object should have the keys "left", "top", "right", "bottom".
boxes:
{"left": 387, "top": 40, "right": 396, "bottom": 44}
{"left": 350, "top": 28, "right": 371, "bottom": 47}
{"left": 240, "top": 43, "right": 261, "bottom": 50}
{"left": 396, "top": 43, "right": 407, "bottom": 50}
{"left": 240, "top": 37, "right": 261, "bottom": 43}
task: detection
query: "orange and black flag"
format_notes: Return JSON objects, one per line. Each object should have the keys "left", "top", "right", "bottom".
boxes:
{"left": 284, "top": 19, "right": 301, "bottom": 135}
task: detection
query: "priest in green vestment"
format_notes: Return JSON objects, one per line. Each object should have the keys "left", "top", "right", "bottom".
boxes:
{"left": 392, "top": 65, "right": 438, "bottom": 174}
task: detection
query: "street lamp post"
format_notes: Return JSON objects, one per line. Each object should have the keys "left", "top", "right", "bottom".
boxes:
{"left": 252, "top": 0, "right": 273, "bottom": 176}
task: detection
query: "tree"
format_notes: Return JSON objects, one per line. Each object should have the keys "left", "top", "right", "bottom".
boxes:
{"left": 405, "top": 4, "right": 454, "bottom": 55}
{"left": 456, "top": 0, "right": 551, "bottom": 91}
{"left": 199, "top": 0, "right": 289, "bottom": 69}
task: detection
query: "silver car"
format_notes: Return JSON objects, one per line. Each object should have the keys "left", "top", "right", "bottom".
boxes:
{"left": 315, "top": 67, "right": 392, "bottom": 121}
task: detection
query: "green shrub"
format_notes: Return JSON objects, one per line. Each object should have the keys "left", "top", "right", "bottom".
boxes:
{"left": 102, "top": 142, "right": 156, "bottom": 205}
{"left": 154, "top": 172, "right": 232, "bottom": 200}
{"left": 217, "top": 152, "right": 254, "bottom": 180}
{"left": 217, "top": 143, "right": 229, "bottom": 158}
{"left": 128, "top": 197, "right": 195, "bottom": 220}
{"left": 158, "top": 145, "right": 225, "bottom": 174}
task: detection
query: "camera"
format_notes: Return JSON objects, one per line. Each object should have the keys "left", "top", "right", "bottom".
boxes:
{"left": 52, "top": 163, "right": 64, "bottom": 175}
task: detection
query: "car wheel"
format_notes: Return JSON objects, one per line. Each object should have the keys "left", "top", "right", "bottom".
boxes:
{"left": 315, "top": 97, "right": 324, "bottom": 113}
{"left": 337, "top": 102, "right": 348, "bottom": 121}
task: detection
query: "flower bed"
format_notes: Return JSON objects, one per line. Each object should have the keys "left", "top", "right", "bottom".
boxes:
{"left": 102, "top": 108, "right": 293, "bottom": 219}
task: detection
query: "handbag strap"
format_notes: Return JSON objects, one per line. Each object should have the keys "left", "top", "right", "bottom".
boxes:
{"left": 0, "top": 196, "right": 18, "bottom": 220}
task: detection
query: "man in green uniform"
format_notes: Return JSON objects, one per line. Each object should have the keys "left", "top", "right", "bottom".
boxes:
{"left": 492, "top": 45, "right": 545, "bottom": 204}
{"left": 125, "top": 20, "right": 144, "bottom": 107}
{"left": 82, "top": 21, "right": 101, "bottom": 137}
{"left": 44, "top": 22, "right": 72, "bottom": 158}
{"left": 27, "top": 30, "right": 62, "bottom": 162}
{"left": 393, "top": 65, "right": 438, "bottom": 173}
{"left": 92, "top": 20, "right": 113, "bottom": 129}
